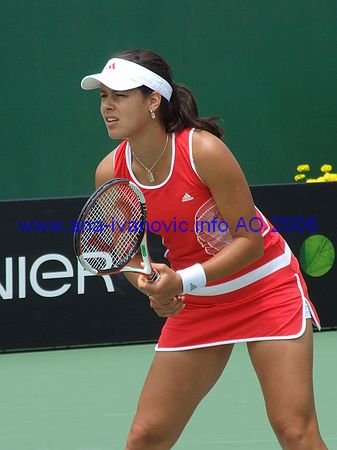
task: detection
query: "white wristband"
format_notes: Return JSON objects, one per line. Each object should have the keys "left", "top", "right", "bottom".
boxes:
{"left": 177, "top": 263, "right": 207, "bottom": 294}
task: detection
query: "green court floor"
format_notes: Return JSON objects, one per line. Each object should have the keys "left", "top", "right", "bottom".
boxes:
{"left": 0, "top": 331, "right": 336, "bottom": 450}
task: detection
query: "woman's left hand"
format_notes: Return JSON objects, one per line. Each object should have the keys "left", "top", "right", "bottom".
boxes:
{"left": 148, "top": 294, "right": 185, "bottom": 317}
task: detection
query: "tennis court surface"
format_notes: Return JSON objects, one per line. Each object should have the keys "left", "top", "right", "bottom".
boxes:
{"left": 0, "top": 330, "right": 336, "bottom": 450}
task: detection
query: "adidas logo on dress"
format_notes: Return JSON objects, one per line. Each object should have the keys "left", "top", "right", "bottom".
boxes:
{"left": 182, "top": 193, "right": 194, "bottom": 202}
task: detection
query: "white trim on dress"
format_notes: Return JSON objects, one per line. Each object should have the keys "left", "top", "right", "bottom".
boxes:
{"left": 155, "top": 272, "right": 321, "bottom": 352}
{"left": 125, "top": 134, "right": 176, "bottom": 190}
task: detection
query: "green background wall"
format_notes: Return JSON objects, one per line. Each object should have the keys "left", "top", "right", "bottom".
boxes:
{"left": 1, "top": 0, "right": 336, "bottom": 199}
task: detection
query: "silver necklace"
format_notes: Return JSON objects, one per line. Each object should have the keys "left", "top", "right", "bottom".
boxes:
{"left": 131, "top": 134, "right": 169, "bottom": 182}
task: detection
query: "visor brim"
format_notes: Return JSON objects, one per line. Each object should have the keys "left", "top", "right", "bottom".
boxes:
{"left": 81, "top": 73, "right": 142, "bottom": 91}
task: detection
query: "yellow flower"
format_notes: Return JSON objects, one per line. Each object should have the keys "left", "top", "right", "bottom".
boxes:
{"left": 306, "top": 178, "right": 319, "bottom": 183}
{"left": 297, "top": 164, "right": 310, "bottom": 173}
{"left": 294, "top": 174, "right": 306, "bottom": 181}
{"left": 323, "top": 172, "right": 337, "bottom": 181}
{"left": 316, "top": 176, "right": 326, "bottom": 182}
{"left": 320, "top": 164, "right": 332, "bottom": 173}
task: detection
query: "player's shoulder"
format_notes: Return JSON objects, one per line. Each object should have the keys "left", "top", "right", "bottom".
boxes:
{"left": 191, "top": 129, "right": 242, "bottom": 184}
{"left": 192, "top": 129, "right": 232, "bottom": 160}
{"left": 95, "top": 147, "right": 118, "bottom": 188}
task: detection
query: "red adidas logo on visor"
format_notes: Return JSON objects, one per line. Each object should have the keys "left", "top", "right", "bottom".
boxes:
{"left": 107, "top": 63, "right": 116, "bottom": 70}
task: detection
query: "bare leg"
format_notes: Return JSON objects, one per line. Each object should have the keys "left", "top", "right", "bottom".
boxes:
{"left": 124, "top": 344, "right": 234, "bottom": 450}
{"left": 247, "top": 320, "right": 327, "bottom": 450}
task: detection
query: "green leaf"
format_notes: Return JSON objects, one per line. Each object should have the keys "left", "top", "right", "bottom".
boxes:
{"left": 299, "top": 235, "right": 335, "bottom": 277}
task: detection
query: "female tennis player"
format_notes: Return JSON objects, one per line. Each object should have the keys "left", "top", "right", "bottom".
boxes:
{"left": 81, "top": 49, "right": 327, "bottom": 449}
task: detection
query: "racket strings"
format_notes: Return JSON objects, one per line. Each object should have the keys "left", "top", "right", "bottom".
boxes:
{"left": 80, "top": 184, "right": 144, "bottom": 271}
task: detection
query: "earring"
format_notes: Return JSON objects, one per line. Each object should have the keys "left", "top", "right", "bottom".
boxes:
{"left": 150, "top": 110, "right": 156, "bottom": 119}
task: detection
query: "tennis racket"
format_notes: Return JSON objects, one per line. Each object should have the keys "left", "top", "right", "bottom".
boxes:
{"left": 73, "top": 178, "right": 159, "bottom": 283}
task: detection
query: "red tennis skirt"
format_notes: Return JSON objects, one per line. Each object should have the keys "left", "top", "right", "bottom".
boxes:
{"left": 156, "top": 245, "right": 320, "bottom": 352}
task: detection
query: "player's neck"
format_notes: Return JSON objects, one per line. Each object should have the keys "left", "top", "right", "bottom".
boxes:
{"left": 128, "top": 124, "right": 168, "bottom": 163}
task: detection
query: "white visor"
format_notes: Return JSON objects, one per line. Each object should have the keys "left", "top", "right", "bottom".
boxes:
{"left": 81, "top": 58, "right": 173, "bottom": 101}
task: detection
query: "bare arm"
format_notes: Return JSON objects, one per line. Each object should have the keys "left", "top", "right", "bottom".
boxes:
{"left": 95, "top": 150, "right": 115, "bottom": 188}
{"left": 95, "top": 148, "right": 182, "bottom": 312}
{"left": 139, "top": 131, "right": 264, "bottom": 301}
{"left": 192, "top": 130, "right": 264, "bottom": 283}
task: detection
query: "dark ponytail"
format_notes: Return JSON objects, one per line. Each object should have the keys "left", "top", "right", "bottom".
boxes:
{"left": 163, "top": 82, "right": 224, "bottom": 140}
{"left": 114, "top": 49, "right": 224, "bottom": 140}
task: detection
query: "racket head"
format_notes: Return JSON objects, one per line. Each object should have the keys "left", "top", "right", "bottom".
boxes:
{"left": 73, "top": 178, "right": 147, "bottom": 275}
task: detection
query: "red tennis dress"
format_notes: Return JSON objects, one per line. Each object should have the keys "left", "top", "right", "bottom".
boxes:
{"left": 113, "top": 128, "right": 320, "bottom": 351}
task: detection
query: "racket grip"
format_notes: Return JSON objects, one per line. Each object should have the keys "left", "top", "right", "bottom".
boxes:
{"left": 146, "top": 269, "right": 160, "bottom": 283}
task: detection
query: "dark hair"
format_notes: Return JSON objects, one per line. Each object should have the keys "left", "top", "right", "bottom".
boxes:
{"left": 113, "top": 49, "right": 224, "bottom": 140}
